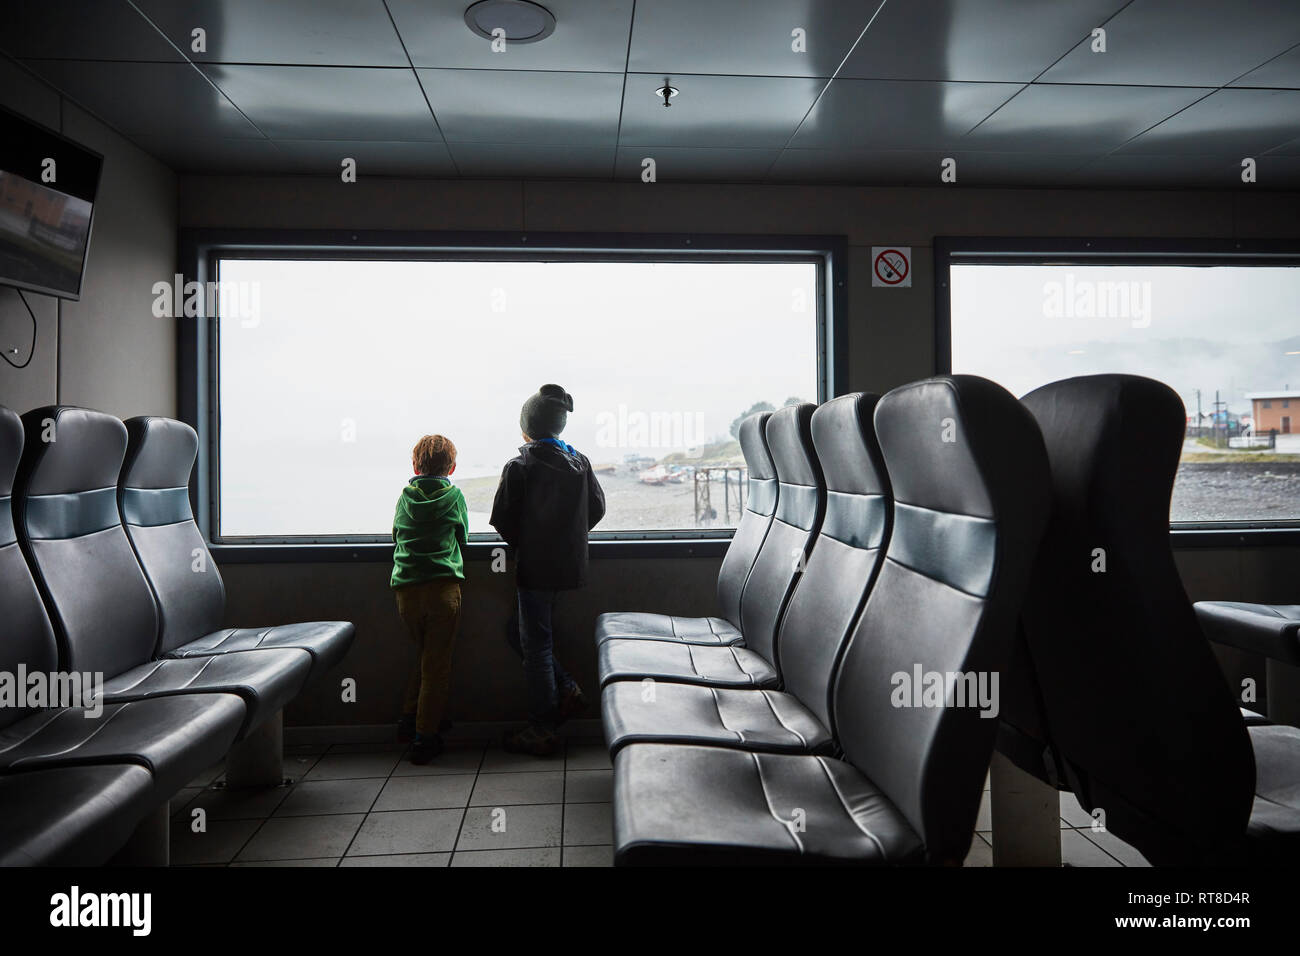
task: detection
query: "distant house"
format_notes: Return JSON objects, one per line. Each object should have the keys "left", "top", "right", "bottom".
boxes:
{"left": 1246, "top": 391, "right": 1299, "bottom": 435}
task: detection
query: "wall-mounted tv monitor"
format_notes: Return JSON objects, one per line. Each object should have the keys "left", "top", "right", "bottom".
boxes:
{"left": 0, "top": 106, "right": 103, "bottom": 300}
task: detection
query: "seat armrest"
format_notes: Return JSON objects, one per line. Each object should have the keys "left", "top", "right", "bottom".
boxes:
{"left": 1195, "top": 602, "right": 1300, "bottom": 665}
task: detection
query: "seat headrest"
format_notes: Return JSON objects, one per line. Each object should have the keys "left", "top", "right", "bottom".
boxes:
{"left": 123, "top": 417, "right": 198, "bottom": 490}
{"left": 17, "top": 406, "right": 127, "bottom": 497}
{"left": 0, "top": 405, "right": 22, "bottom": 498}
{"left": 764, "top": 403, "right": 819, "bottom": 488}
{"left": 736, "top": 411, "right": 776, "bottom": 481}
{"left": 811, "top": 393, "right": 887, "bottom": 497}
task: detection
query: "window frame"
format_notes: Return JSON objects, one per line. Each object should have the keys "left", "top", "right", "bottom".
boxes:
{"left": 180, "top": 229, "right": 846, "bottom": 562}
{"left": 934, "top": 236, "right": 1300, "bottom": 548}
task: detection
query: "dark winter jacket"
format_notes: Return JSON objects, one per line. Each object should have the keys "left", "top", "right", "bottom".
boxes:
{"left": 489, "top": 440, "right": 606, "bottom": 590}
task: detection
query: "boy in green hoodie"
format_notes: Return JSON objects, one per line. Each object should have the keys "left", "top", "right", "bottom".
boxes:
{"left": 392, "top": 434, "right": 468, "bottom": 764}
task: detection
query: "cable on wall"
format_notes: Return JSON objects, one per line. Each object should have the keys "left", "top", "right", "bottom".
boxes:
{"left": 1, "top": 287, "right": 39, "bottom": 370}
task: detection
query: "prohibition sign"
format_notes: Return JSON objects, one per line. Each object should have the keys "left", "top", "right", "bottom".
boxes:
{"left": 874, "top": 248, "right": 909, "bottom": 285}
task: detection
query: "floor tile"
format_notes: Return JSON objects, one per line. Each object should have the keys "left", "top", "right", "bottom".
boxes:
{"left": 284, "top": 753, "right": 322, "bottom": 781}
{"left": 480, "top": 747, "right": 563, "bottom": 773}
{"left": 1059, "top": 792, "right": 1096, "bottom": 828}
{"left": 1062, "top": 829, "right": 1122, "bottom": 867}
{"left": 456, "top": 803, "right": 563, "bottom": 851}
{"left": 304, "top": 752, "right": 401, "bottom": 781}
{"left": 184, "top": 784, "right": 291, "bottom": 821}
{"left": 230, "top": 857, "right": 339, "bottom": 867}
{"left": 188, "top": 762, "right": 225, "bottom": 788}
{"left": 470, "top": 771, "right": 564, "bottom": 807}
{"left": 373, "top": 774, "right": 476, "bottom": 811}
{"left": 563, "top": 802, "right": 612, "bottom": 846}
{"left": 562, "top": 845, "right": 613, "bottom": 867}
{"left": 975, "top": 790, "right": 991, "bottom": 831}
{"left": 1080, "top": 827, "right": 1151, "bottom": 867}
{"left": 236, "top": 813, "right": 364, "bottom": 862}
{"left": 275, "top": 778, "right": 385, "bottom": 816}
{"left": 963, "top": 832, "right": 993, "bottom": 868}
{"left": 170, "top": 818, "right": 262, "bottom": 866}
{"left": 391, "top": 745, "right": 485, "bottom": 777}
{"left": 450, "top": 847, "right": 561, "bottom": 867}
{"left": 565, "top": 744, "right": 612, "bottom": 771}
{"left": 339, "top": 853, "right": 451, "bottom": 867}
{"left": 348, "top": 809, "right": 464, "bottom": 855}
{"left": 328, "top": 742, "right": 408, "bottom": 753}
{"left": 564, "top": 769, "right": 612, "bottom": 803}
{"left": 170, "top": 788, "right": 202, "bottom": 818}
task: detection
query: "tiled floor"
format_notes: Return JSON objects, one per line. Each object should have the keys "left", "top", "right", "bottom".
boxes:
{"left": 963, "top": 778, "right": 1152, "bottom": 867}
{"left": 169, "top": 737, "right": 614, "bottom": 867}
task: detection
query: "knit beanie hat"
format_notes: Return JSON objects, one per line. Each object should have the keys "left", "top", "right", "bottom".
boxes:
{"left": 520, "top": 384, "right": 574, "bottom": 439}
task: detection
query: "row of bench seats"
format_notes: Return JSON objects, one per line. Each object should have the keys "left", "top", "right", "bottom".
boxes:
{"left": 0, "top": 404, "right": 354, "bottom": 866}
{"left": 597, "top": 376, "right": 1050, "bottom": 864}
{"left": 598, "top": 373, "right": 1300, "bottom": 865}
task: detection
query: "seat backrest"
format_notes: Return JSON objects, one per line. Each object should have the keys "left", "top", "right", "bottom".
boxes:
{"left": 832, "top": 376, "right": 1050, "bottom": 864}
{"left": 121, "top": 417, "right": 226, "bottom": 655}
{"left": 774, "top": 392, "right": 890, "bottom": 734}
{"left": 1016, "top": 374, "right": 1255, "bottom": 863}
{"left": 715, "top": 411, "right": 776, "bottom": 629}
{"left": 0, "top": 405, "right": 60, "bottom": 730}
{"left": 14, "top": 406, "right": 159, "bottom": 678}
{"left": 735, "top": 403, "right": 822, "bottom": 666}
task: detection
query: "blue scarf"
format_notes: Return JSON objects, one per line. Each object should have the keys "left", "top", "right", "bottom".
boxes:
{"left": 536, "top": 437, "right": 577, "bottom": 457}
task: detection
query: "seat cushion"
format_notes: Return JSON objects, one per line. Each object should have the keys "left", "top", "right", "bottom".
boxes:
{"left": 598, "top": 639, "right": 778, "bottom": 689}
{"left": 601, "top": 681, "right": 832, "bottom": 756}
{"left": 1195, "top": 602, "right": 1300, "bottom": 665}
{"left": 1244, "top": 724, "right": 1300, "bottom": 862}
{"left": 613, "top": 743, "right": 924, "bottom": 866}
{"left": 103, "top": 648, "right": 312, "bottom": 738}
{"left": 0, "top": 764, "right": 155, "bottom": 866}
{"left": 594, "top": 612, "right": 742, "bottom": 646}
{"left": 0, "top": 693, "right": 245, "bottom": 795}
{"left": 166, "top": 621, "right": 355, "bottom": 682}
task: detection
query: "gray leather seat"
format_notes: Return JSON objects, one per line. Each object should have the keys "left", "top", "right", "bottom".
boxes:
{"left": 601, "top": 393, "right": 890, "bottom": 755}
{"left": 598, "top": 403, "right": 821, "bottom": 690}
{"left": 1194, "top": 602, "right": 1300, "bottom": 666}
{"left": 16, "top": 406, "right": 311, "bottom": 737}
{"left": 594, "top": 410, "right": 776, "bottom": 647}
{"left": 1009, "top": 374, "right": 1300, "bottom": 865}
{"left": 613, "top": 376, "right": 1051, "bottom": 865}
{"left": 122, "top": 416, "right": 355, "bottom": 681}
{"left": 0, "top": 405, "right": 244, "bottom": 861}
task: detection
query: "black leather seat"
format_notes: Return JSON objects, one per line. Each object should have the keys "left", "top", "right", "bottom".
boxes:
{"left": 613, "top": 376, "right": 1051, "bottom": 865}
{"left": 0, "top": 405, "right": 244, "bottom": 856}
{"left": 1010, "top": 374, "right": 1300, "bottom": 865}
{"left": 595, "top": 411, "right": 776, "bottom": 647}
{"left": 597, "top": 403, "right": 821, "bottom": 690}
{"left": 15, "top": 406, "right": 311, "bottom": 737}
{"left": 122, "top": 416, "right": 355, "bottom": 682}
{"left": 601, "top": 393, "right": 890, "bottom": 755}
{"left": 1194, "top": 602, "right": 1300, "bottom": 666}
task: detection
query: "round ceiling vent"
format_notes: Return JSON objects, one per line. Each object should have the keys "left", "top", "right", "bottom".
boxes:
{"left": 464, "top": 0, "right": 557, "bottom": 44}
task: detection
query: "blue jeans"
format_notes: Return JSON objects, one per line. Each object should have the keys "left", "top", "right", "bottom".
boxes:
{"left": 506, "top": 588, "right": 577, "bottom": 731}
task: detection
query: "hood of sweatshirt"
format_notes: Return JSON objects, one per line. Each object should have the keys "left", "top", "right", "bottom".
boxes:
{"left": 396, "top": 476, "right": 460, "bottom": 524}
{"left": 520, "top": 441, "right": 587, "bottom": 476}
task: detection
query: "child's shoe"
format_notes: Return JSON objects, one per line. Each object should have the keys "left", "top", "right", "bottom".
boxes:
{"left": 502, "top": 725, "right": 560, "bottom": 757}
{"left": 409, "top": 733, "right": 444, "bottom": 765}
{"left": 397, "top": 713, "right": 417, "bottom": 743}
{"left": 555, "top": 684, "right": 587, "bottom": 726}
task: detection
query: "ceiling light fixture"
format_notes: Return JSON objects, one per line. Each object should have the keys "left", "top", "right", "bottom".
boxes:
{"left": 655, "top": 78, "right": 678, "bottom": 108}
{"left": 463, "top": 0, "right": 556, "bottom": 43}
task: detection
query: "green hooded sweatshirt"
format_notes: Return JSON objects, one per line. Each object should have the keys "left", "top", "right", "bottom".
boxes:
{"left": 391, "top": 475, "right": 468, "bottom": 589}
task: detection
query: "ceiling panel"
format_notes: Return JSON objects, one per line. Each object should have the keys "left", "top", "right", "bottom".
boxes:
{"left": 1117, "top": 88, "right": 1300, "bottom": 156}
{"left": 132, "top": 0, "right": 409, "bottom": 66}
{"left": 388, "top": 0, "right": 634, "bottom": 71}
{"left": 840, "top": 0, "right": 1128, "bottom": 82}
{"left": 200, "top": 65, "right": 439, "bottom": 141}
{"left": 1231, "top": 44, "right": 1300, "bottom": 88}
{"left": 790, "top": 79, "right": 1020, "bottom": 151}
{"left": 0, "top": 0, "right": 182, "bottom": 61}
{"left": 619, "top": 74, "right": 824, "bottom": 148}
{"left": 1040, "top": 0, "right": 1300, "bottom": 87}
{"left": 271, "top": 140, "right": 458, "bottom": 177}
{"left": 961, "top": 84, "right": 1211, "bottom": 153}
{"left": 418, "top": 69, "right": 622, "bottom": 145}
{"left": 20, "top": 60, "right": 264, "bottom": 141}
{"left": 141, "top": 137, "right": 290, "bottom": 174}
{"left": 628, "top": 0, "right": 873, "bottom": 78}
{"left": 614, "top": 147, "right": 781, "bottom": 182}
{"left": 447, "top": 143, "right": 614, "bottom": 178}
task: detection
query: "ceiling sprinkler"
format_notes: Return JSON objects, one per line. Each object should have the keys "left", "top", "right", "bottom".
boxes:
{"left": 655, "top": 79, "right": 679, "bottom": 108}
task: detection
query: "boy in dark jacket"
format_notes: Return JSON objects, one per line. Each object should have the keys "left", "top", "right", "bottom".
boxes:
{"left": 392, "top": 434, "right": 469, "bottom": 764}
{"left": 491, "top": 384, "right": 606, "bottom": 756}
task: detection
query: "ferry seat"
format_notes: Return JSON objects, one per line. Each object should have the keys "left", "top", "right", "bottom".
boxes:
{"left": 1014, "top": 374, "right": 1300, "bottom": 865}
{"left": 14, "top": 406, "right": 310, "bottom": 739}
{"left": 612, "top": 376, "right": 1050, "bottom": 865}
{"left": 596, "top": 403, "right": 821, "bottom": 690}
{"left": 121, "top": 416, "right": 355, "bottom": 682}
{"left": 594, "top": 410, "right": 776, "bottom": 646}
{"left": 600, "top": 392, "right": 890, "bottom": 756}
